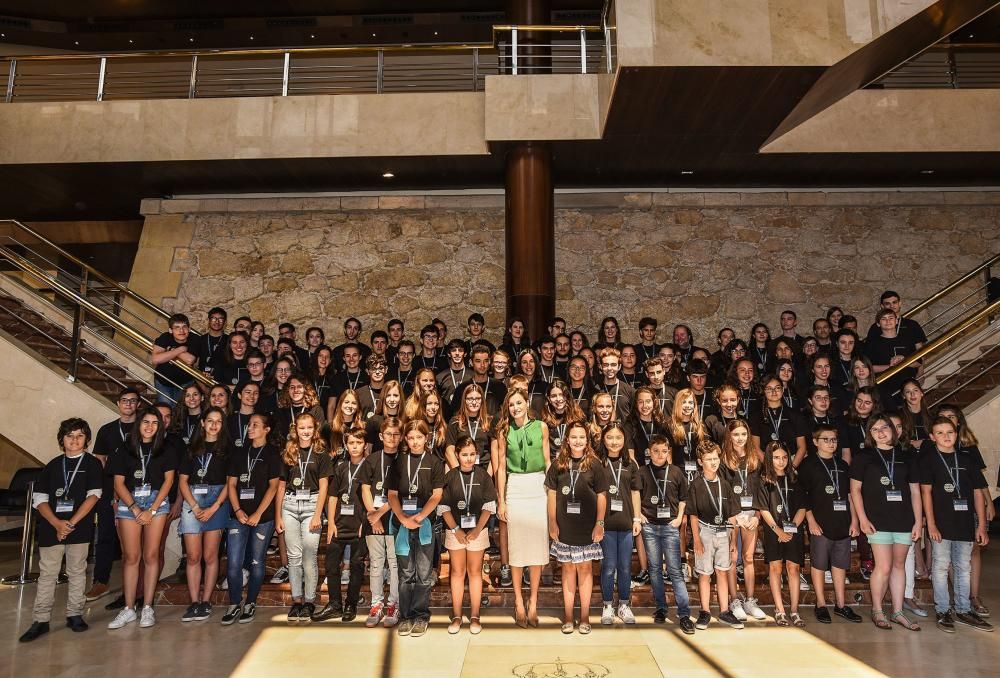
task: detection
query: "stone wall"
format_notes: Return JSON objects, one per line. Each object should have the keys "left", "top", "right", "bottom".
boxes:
{"left": 138, "top": 190, "right": 999, "bottom": 343}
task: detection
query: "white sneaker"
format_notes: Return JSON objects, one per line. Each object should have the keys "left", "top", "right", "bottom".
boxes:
{"left": 618, "top": 602, "right": 636, "bottom": 625}
{"left": 824, "top": 570, "right": 833, "bottom": 585}
{"left": 108, "top": 607, "right": 137, "bottom": 629}
{"left": 744, "top": 597, "right": 767, "bottom": 620}
{"left": 730, "top": 598, "right": 748, "bottom": 621}
{"left": 683, "top": 563, "right": 691, "bottom": 583}
{"left": 799, "top": 573, "right": 811, "bottom": 591}
{"left": 601, "top": 603, "right": 615, "bottom": 625}
{"left": 270, "top": 565, "right": 289, "bottom": 584}
{"left": 243, "top": 568, "right": 250, "bottom": 587}
{"left": 341, "top": 569, "right": 350, "bottom": 585}
{"left": 139, "top": 605, "right": 156, "bottom": 628}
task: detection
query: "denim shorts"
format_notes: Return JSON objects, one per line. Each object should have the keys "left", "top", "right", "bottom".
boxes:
{"left": 694, "top": 523, "right": 732, "bottom": 575}
{"left": 116, "top": 493, "right": 171, "bottom": 521}
{"left": 179, "top": 484, "right": 231, "bottom": 534}
{"left": 868, "top": 530, "right": 913, "bottom": 546}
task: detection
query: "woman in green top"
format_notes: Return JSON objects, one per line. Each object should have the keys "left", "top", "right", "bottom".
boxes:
{"left": 494, "top": 388, "right": 551, "bottom": 628}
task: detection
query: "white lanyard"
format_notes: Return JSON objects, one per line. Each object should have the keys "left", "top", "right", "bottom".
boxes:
{"left": 568, "top": 459, "right": 582, "bottom": 501}
{"left": 604, "top": 381, "right": 620, "bottom": 406}
{"left": 236, "top": 414, "right": 249, "bottom": 444}
{"left": 138, "top": 443, "right": 152, "bottom": 484}
{"left": 936, "top": 450, "right": 962, "bottom": 497}
{"left": 369, "top": 386, "right": 379, "bottom": 410}
{"left": 61, "top": 455, "right": 85, "bottom": 494}
{"left": 819, "top": 457, "right": 841, "bottom": 500}
{"left": 697, "top": 393, "right": 708, "bottom": 420}
{"left": 197, "top": 452, "right": 213, "bottom": 478}
{"left": 407, "top": 452, "right": 426, "bottom": 497}
{"left": 766, "top": 407, "right": 784, "bottom": 439}
{"left": 640, "top": 419, "right": 654, "bottom": 441}
{"left": 246, "top": 445, "right": 265, "bottom": 481}
{"left": 450, "top": 367, "right": 466, "bottom": 389}
{"left": 347, "top": 371, "right": 361, "bottom": 390}
{"left": 315, "top": 374, "right": 327, "bottom": 395}
{"left": 119, "top": 423, "right": 128, "bottom": 442}
{"left": 345, "top": 461, "right": 362, "bottom": 500}
{"left": 459, "top": 470, "right": 475, "bottom": 515}
{"left": 703, "top": 477, "right": 723, "bottom": 523}
{"left": 607, "top": 457, "right": 624, "bottom": 489}
{"left": 775, "top": 475, "right": 792, "bottom": 521}
{"left": 877, "top": 447, "right": 896, "bottom": 489}
{"left": 650, "top": 465, "right": 668, "bottom": 504}
{"left": 573, "top": 385, "right": 586, "bottom": 405}
{"left": 297, "top": 446, "right": 313, "bottom": 485}
{"left": 185, "top": 415, "right": 198, "bottom": 441}
{"left": 468, "top": 419, "right": 480, "bottom": 445}
{"left": 540, "top": 364, "right": 553, "bottom": 382}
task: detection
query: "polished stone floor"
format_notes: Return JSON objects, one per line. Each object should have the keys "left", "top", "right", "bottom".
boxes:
{"left": 2, "top": 542, "right": 999, "bottom": 678}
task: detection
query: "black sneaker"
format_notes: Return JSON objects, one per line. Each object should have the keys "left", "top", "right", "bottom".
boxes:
{"left": 287, "top": 603, "right": 303, "bottom": 623}
{"left": 197, "top": 602, "right": 212, "bottom": 620}
{"left": 19, "top": 622, "right": 49, "bottom": 643}
{"left": 105, "top": 594, "right": 126, "bottom": 611}
{"left": 679, "top": 616, "right": 696, "bottom": 635}
{"left": 300, "top": 602, "right": 316, "bottom": 622}
{"left": 181, "top": 603, "right": 201, "bottom": 622}
{"left": 499, "top": 565, "right": 513, "bottom": 588}
{"left": 66, "top": 615, "right": 88, "bottom": 633}
{"left": 736, "top": 564, "right": 745, "bottom": 584}
{"left": 342, "top": 605, "right": 357, "bottom": 622}
{"left": 833, "top": 605, "right": 863, "bottom": 623}
{"left": 239, "top": 603, "right": 257, "bottom": 624}
{"left": 221, "top": 604, "right": 243, "bottom": 625}
{"left": 695, "top": 610, "right": 711, "bottom": 630}
{"left": 954, "top": 611, "right": 994, "bottom": 632}
{"left": 631, "top": 570, "right": 650, "bottom": 586}
{"left": 652, "top": 608, "right": 667, "bottom": 623}
{"left": 815, "top": 606, "right": 832, "bottom": 624}
{"left": 312, "top": 603, "right": 342, "bottom": 622}
{"left": 485, "top": 544, "right": 500, "bottom": 557}
{"left": 937, "top": 610, "right": 956, "bottom": 633}
{"left": 719, "top": 611, "right": 744, "bottom": 629}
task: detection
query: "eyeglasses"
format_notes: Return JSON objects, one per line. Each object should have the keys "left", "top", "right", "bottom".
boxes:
{"left": 119, "top": 398, "right": 140, "bottom": 405}
{"left": 397, "top": 351, "right": 414, "bottom": 357}
{"left": 247, "top": 361, "right": 264, "bottom": 367}
{"left": 275, "top": 367, "right": 292, "bottom": 374}
{"left": 817, "top": 437, "right": 838, "bottom": 443}
{"left": 383, "top": 431, "right": 401, "bottom": 437}
{"left": 209, "top": 316, "right": 225, "bottom": 322}
{"left": 569, "top": 365, "right": 586, "bottom": 371}
{"left": 764, "top": 386, "right": 783, "bottom": 393}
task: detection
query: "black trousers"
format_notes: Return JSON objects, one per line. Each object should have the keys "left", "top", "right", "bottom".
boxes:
{"left": 93, "top": 495, "right": 120, "bottom": 584}
{"left": 325, "top": 535, "right": 368, "bottom": 609}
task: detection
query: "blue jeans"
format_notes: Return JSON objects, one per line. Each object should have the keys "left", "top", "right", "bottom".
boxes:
{"left": 600, "top": 529, "right": 633, "bottom": 603}
{"left": 226, "top": 518, "right": 275, "bottom": 606}
{"left": 642, "top": 522, "right": 690, "bottom": 617}
{"left": 931, "top": 538, "right": 973, "bottom": 614}
{"left": 397, "top": 529, "right": 436, "bottom": 622}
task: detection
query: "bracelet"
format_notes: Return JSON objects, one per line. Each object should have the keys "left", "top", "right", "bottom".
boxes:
{"left": 126, "top": 501, "right": 136, "bottom": 510}
{"left": 632, "top": 518, "right": 642, "bottom": 523}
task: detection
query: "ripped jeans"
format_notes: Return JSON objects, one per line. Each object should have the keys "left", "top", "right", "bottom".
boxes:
{"left": 226, "top": 518, "right": 275, "bottom": 606}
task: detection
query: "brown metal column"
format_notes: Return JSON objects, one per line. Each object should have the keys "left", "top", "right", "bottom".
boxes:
{"left": 505, "top": 0, "right": 553, "bottom": 341}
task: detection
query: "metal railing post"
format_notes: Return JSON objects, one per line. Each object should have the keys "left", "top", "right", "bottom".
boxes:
{"left": 512, "top": 27, "right": 518, "bottom": 75}
{"left": 0, "top": 480, "right": 40, "bottom": 585}
{"left": 282, "top": 51, "right": 291, "bottom": 96}
{"left": 96, "top": 57, "right": 107, "bottom": 101}
{"left": 67, "top": 268, "right": 87, "bottom": 383}
{"left": 604, "top": 24, "right": 613, "bottom": 73}
{"left": 376, "top": 50, "right": 384, "bottom": 93}
{"left": 472, "top": 48, "right": 479, "bottom": 91}
{"left": 580, "top": 28, "right": 588, "bottom": 74}
{"left": 5, "top": 58, "right": 15, "bottom": 103}
{"left": 188, "top": 54, "right": 198, "bottom": 98}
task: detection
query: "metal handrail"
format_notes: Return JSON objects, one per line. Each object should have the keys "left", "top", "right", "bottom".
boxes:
{"left": 903, "top": 253, "right": 1000, "bottom": 319}
{"left": 928, "top": 346, "right": 1000, "bottom": 409}
{"left": 876, "top": 299, "right": 1000, "bottom": 385}
{"left": 0, "top": 243, "right": 213, "bottom": 388}
{"left": 1, "top": 219, "right": 170, "bottom": 324}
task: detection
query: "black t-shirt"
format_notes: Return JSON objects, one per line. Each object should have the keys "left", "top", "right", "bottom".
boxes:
{"left": 849, "top": 446, "right": 918, "bottom": 532}
{"left": 197, "top": 332, "right": 228, "bottom": 374}
{"left": 750, "top": 406, "right": 807, "bottom": 455}
{"left": 798, "top": 454, "right": 852, "bottom": 539}
{"left": 389, "top": 451, "right": 446, "bottom": 511}
{"left": 865, "top": 334, "right": 917, "bottom": 382}
{"left": 632, "top": 418, "right": 667, "bottom": 465}
{"left": 440, "top": 466, "right": 498, "bottom": 525}
{"left": 215, "top": 358, "right": 248, "bottom": 388}
{"left": 804, "top": 413, "right": 843, "bottom": 457}
{"left": 719, "top": 462, "right": 763, "bottom": 511}
{"left": 312, "top": 372, "right": 335, "bottom": 414}
{"left": 736, "top": 386, "right": 758, "bottom": 420}
{"left": 437, "top": 367, "right": 471, "bottom": 410}
{"left": 227, "top": 411, "right": 254, "bottom": 449}
{"left": 866, "top": 318, "right": 927, "bottom": 347}
{"left": 444, "top": 418, "right": 491, "bottom": 469}
{"left": 227, "top": 444, "right": 282, "bottom": 522}
{"left": 544, "top": 458, "right": 609, "bottom": 546}
{"left": 755, "top": 475, "right": 804, "bottom": 530}
{"left": 93, "top": 419, "right": 133, "bottom": 496}
{"left": 330, "top": 456, "right": 368, "bottom": 537}
{"left": 331, "top": 370, "right": 370, "bottom": 402}
{"left": 34, "top": 453, "right": 104, "bottom": 547}
{"left": 687, "top": 474, "right": 740, "bottom": 525}
{"left": 842, "top": 417, "right": 871, "bottom": 460}
{"left": 280, "top": 447, "right": 334, "bottom": 493}
{"left": 356, "top": 384, "right": 382, "bottom": 420}
{"left": 919, "top": 449, "right": 986, "bottom": 542}
{"left": 153, "top": 331, "right": 193, "bottom": 385}
{"left": 454, "top": 378, "right": 507, "bottom": 419}
{"left": 668, "top": 423, "right": 701, "bottom": 477}
{"left": 599, "top": 380, "right": 634, "bottom": 422}
{"left": 390, "top": 367, "right": 417, "bottom": 397}
{"left": 637, "top": 462, "right": 688, "bottom": 525}
{"left": 110, "top": 443, "right": 179, "bottom": 496}
{"left": 358, "top": 449, "right": 399, "bottom": 532}
{"left": 569, "top": 384, "right": 594, "bottom": 418}
{"left": 693, "top": 390, "right": 717, "bottom": 421}
{"left": 703, "top": 413, "right": 738, "bottom": 446}
{"left": 178, "top": 441, "right": 231, "bottom": 486}
{"left": 602, "top": 456, "right": 641, "bottom": 532}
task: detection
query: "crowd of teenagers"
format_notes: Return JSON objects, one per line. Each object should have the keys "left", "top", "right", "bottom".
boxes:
{"left": 18, "top": 290, "right": 998, "bottom": 644}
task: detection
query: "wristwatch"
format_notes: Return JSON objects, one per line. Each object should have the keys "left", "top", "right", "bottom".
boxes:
{"left": 596, "top": 520, "right": 605, "bottom": 527}
{"left": 450, "top": 526, "right": 460, "bottom": 534}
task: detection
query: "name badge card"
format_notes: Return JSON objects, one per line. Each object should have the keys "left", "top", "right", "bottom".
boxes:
{"left": 684, "top": 461, "right": 697, "bottom": 473}
{"left": 461, "top": 515, "right": 477, "bottom": 529}
{"left": 783, "top": 523, "right": 799, "bottom": 534}
{"left": 402, "top": 498, "right": 418, "bottom": 512}
{"left": 374, "top": 495, "right": 386, "bottom": 508}
{"left": 239, "top": 488, "right": 255, "bottom": 500}
{"left": 886, "top": 490, "right": 903, "bottom": 502}
{"left": 340, "top": 503, "right": 355, "bottom": 516}
{"left": 566, "top": 501, "right": 582, "bottom": 515}
{"left": 740, "top": 496, "right": 753, "bottom": 509}
{"left": 833, "top": 500, "right": 848, "bottom": 512}
{"left": 610, "top": 499, "right": 624, "bottom": 512}
{"left": 134, "top": 484, "right": 152, "bottom": 498}
{"left": 295, "top": 488, "right": 312, "bottom": 499}
{"left": 193, "top": 485, "right": 209, "bottom": 496}
{"left": 656, "top": 507, "right": 671, "bottom": 519}
{"left": 953, "top": 499, "right": 969, "bottom": 512}
{"left": 55, "top": 499, "right": 75, "bottom": 513}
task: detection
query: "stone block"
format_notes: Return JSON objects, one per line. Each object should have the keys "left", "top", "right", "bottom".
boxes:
{"left": 341, "top": 196, "right": 379, "bottom": 210}
{"left": 379, "top": 196, "right": 426, "bottom": 210}
{"left": 652, "top": 192, "right": 705, "bottom": 207}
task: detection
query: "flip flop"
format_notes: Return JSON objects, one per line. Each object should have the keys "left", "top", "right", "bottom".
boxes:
{"left": 872, "top": 609, "right": 892, "bottom": 630}
{"left": 890, "top": 611, "right": 920, "bottom": 631}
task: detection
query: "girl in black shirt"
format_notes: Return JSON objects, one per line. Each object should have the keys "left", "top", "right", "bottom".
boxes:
{"left": 849, "top": 414, "right": 923, "bottom": 631}
{"left": 545, "top": 421, "right": 608, "bottom": 634}
{"left": 757, "top": 442, "right": 807, "bottom": 627}
{"left": 216, "top": 331, "right": 250, "bottom": 388}
{"left": 109, "top": 407, "right": 177, "bottom": 630}
{"left": 177, "top": 407, "right": 232, "bottom": 622}
{"left": 567, "top": 356, "right": 595, "bottom": 418}
{"left": 440, "top": 436, "right": 498, "bottom": 635}
{"left": 748, "top": 323, "right": 772, "bottom": 376}
{"left": 598, "top": 423, "right": 641, "bottom": 626}
{"left": 900, "top": 379, "right": 930, "bottom": 448}
{"left": 728, "top": 358, "right": 758, "bottom": 419}
{"left": 843, "top": 387, "right": 878, "bottom": 465}
{"left": 541, "top": 379, "right": 585, "bottom": 463}
{"left": 632, "top": 387, "right": 668, "bottom": 465}
{"left": 703, "top": 383, "right": 740, "bottom": 445}
{"left": 171, "top": 384, "right": 204, "bottom": 444}
{"left": 775, "top": 359, "right": 800, "bottom": 411}
{"left": 444, "top": 383, "right": 492, "bottom": 471}
{"left": 309, "top": 346, "right": 336, "bottom": 414}
{"left": 228, "top": 382, "right": 258, "bottom": 449}
{"left": 259, "top": 356, "right": 295, "bottom": 415}
{"left": 751, "top": 376, "right": 807, "bottom": 469}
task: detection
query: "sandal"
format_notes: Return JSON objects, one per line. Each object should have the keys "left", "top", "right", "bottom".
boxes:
{"left": 775, "top": 612, "right": 789, "bottom": 627}
{"left": 561, "top": 622, "right": 575, "bottom": 634}
{"left": 469, "top": 617, "right": 482, "bottom": 635}
{"left": 448, "top": 616, "right": 462, "bottom": 634}
{"left": 871, "top": 609, "right": 892, "bottom": 630}
{"left": 790, "top": 612, "right": 805, "bottom": 628}
{"left": 971, "top": 597, "right": 991, "bottom": 618}
{"left": 890, "top": 611, "right": 920, "bottom": 632}
{"left": 578, "top": 623, "right": 592, "bottom": 635}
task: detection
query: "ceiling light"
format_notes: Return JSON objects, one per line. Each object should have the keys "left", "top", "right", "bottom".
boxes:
{"left": 310, "top": 34, "right": 315, "bottom": 39}
{"left": 372, "top": 33, "right": 377, "bottom": 37}
{"left": 74, "top": 41, "right": 80, "bottom": 45}
{"left": 249, "top": 36, "right": 254, "bottom": 41}
{"left": 434, "top": 31, "right": 439, "bottom": 36}
{"left": 189, "top": 37, "right": 194, "bottom": 42}
{"left": 128, "top": 39, "right": 133, "bottom": 44}
{"left": 920, "top": 169, "right": 935, "bottom": 174}
{"left": 681, "top": 170, "right": 694, "bottom": 175}
{"left": 382, "top": 172, "right": 394, "bottom": 178}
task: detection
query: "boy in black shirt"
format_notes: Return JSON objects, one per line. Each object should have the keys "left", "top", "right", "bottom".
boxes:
{"left": 800, "top": 425, "right": 862, "bottom": 624}
{"left": 688, "top": 441, "right": 742, "bottom": 630}
{"left": 315, "top": 430, "right": 370, "bottom": 623}
{"left": 920, "top": 417, "right": 992, "bottom": 633}
{"left": 637, "top": 435, "right": 694, "bottom": 634}
{"left": 360, "top": 416, "right": 403, "bottom": 628}
{"left": 20, "top": 419, "right": 103, "bottom": 642}
{"left": 151, "top": 313, "right": 198, "bottom": 405}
